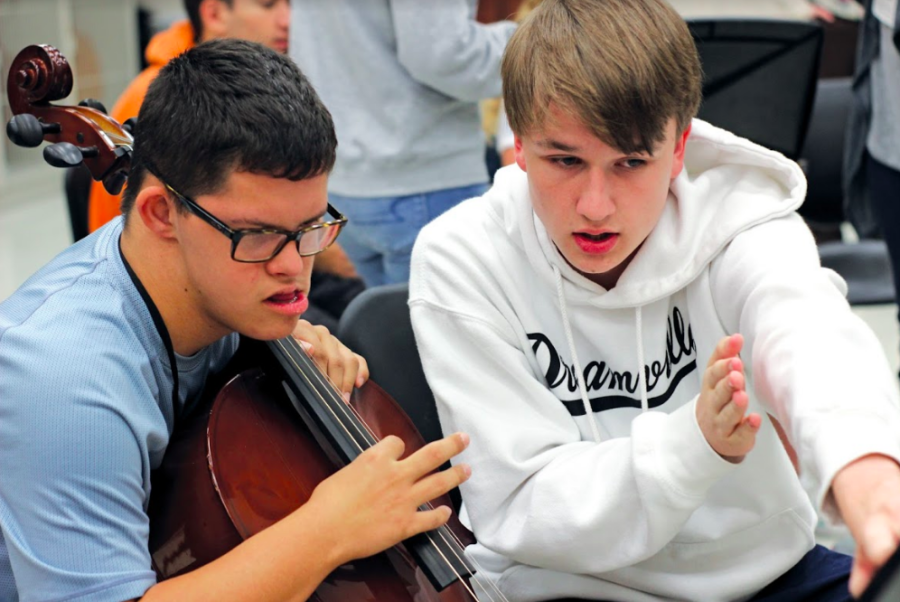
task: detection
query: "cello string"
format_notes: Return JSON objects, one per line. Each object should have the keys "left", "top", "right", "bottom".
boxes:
{"left": 274, "top": 337, "right": 496, "bottom": 601}
{"left": 274, "top": 338, "right": 488, "bottom": 601}
{"left": 279, "top": 336, "right": 511, "bottom": 602}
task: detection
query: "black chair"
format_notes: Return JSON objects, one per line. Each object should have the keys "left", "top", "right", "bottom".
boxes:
{"left": 795, "top": 78, "right": 894, "bottom": 306}
{"left": 64, "top": 164, "right": 92, "bottom": 242}
{"left": 798, "top": 77, "right": 853, "bottom": 228}
{"left": 337, "top": 283, "right": 442, "bottom": 445}
{"left": 688, "top": 19, "right": 824, "bottom": 160}
{"left": 337, "top": 282, "right": 466, "bottom": 511}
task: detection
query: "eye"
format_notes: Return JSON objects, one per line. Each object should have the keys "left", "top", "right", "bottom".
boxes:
{"left": 551, "top": 156, "right": 582, "bottom": 168}
{"left": 621, "top": 158, "right": 646, "bottom": 169}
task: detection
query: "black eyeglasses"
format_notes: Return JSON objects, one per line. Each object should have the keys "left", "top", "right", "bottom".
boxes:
{"left": 145, "top": 166, "right": 347, "bottom": 263}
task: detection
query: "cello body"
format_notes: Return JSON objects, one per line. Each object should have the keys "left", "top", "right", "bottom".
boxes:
{"left": 148, "top": 361, "right": 476, "bottom": 602}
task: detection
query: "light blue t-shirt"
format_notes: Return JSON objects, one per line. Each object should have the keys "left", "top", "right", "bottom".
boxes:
{"left": 0, "top": 218, "right": 238, "bottom": 602}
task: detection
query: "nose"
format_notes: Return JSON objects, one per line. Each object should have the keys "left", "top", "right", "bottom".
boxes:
{"left": 266, "top": 239, "right": 311, "bottom": 279}
{"left": 576, "top": 168, "right": 615, "bottom": 222}
{"left": 277, "top": 1, "right": 290, "bottom": 29}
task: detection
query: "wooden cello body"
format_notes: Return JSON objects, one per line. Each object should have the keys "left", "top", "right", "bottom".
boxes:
{"left": 147, "top": 356, "right": 476, "bottom": 602}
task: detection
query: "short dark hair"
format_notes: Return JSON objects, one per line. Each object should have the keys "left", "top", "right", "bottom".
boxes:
{"left": 121, "top": 38, "right": 337, "bottom": 218}
{"left": 183, "top": 0, "right": 232, "bottom": 41}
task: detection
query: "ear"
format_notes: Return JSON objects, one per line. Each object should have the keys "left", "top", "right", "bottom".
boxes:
{"left": 198, "top": 0, "right": 230, "bottom": 41}
{"left": 132, "top": 184, "right": 180, "bottom": 242}
{"left": 670, "top": 122, "right": 692, "bottom": 180}
{"left": 514, "top": 135, "right": 527, "bottom": 172}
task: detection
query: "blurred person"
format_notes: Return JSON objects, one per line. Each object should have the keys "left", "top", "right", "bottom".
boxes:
{"left": 290, "top": 0, "right": 516, "bottom": 286}
{"left": 89, "top": 0, "right": 363, "bottom": 331}
{"left": 0, "top": 39, "right": 471, "bottom": 602}
{"left": 845, "top": 0, "right": 900, "bottom": 371}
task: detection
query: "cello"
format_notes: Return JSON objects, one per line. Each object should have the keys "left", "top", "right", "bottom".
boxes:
{"left": 5, "top": 44, "right": 503, "bottom": 602}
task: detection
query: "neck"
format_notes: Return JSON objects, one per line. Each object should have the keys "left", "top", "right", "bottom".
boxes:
{"left": 120, "top": 222, "right": 227, "bottom": 356}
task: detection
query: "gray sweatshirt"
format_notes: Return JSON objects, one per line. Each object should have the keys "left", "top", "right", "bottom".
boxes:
{"left": 290, "top": 0, "right": 516, "bottom": 197}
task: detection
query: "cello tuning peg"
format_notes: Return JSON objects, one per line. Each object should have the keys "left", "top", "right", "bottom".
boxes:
{"left": 103, "top": 171, "right": 128, "bottom": 195}
{"left": 6, "top": 113, "right": 59, "bottom": 148}
{"left": 43, "top": 142, "right": 98, "bottom": 168}
{"left": 122, "top": 117, "right": 137, "bottom": 135}
{"left": 78, "top": 98, "right": 108, "bottom": 114}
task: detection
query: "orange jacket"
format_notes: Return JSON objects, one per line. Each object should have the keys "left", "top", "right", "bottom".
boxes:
{"left": 88, "top": 21, "right": 195, "bottom": 232}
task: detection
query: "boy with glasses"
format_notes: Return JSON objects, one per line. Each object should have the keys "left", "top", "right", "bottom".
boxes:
{"left": 0, "top": 39, "right": 470, "bottom": 602}
{"left": 410, "top": 1, "right": 900, "bottom": 600}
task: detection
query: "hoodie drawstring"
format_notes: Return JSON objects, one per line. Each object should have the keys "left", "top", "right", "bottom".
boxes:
{"left": 553, "top": 265, "right": 603, "bottom": 443}
{"left": 635, "top": 306, "right": 649, "bottom": 413}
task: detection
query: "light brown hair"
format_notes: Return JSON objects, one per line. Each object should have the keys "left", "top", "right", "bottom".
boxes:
{"left": 502, "top": 0, "right": 702, "bottom": 154}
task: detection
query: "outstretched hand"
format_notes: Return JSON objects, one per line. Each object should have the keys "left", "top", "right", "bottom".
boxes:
{"left": 832, "top": 454, "right": 900, "bottom": 597}
{"left": 696, "top": 334, "right": 761, "bottom": 463}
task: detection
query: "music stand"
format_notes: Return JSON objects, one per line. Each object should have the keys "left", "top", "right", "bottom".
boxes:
{"left": 688, "top": 19, "right": 824, "bottom": 160}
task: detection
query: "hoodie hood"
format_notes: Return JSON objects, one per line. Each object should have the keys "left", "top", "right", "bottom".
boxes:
{"left": 486, "top": 119, "right": 807, "bottom": 310}
{"left": 145, "top": 20, "right": 195, "bottom": 68}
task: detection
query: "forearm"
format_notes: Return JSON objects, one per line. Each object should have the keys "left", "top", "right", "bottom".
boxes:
{"left": 391, "top": 0, "right": 515, "bottom": 101}
{"left": 141, "top": 503, "right": 342, "bottom": 602}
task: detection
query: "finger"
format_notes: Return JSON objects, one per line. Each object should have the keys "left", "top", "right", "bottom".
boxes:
{"left": 716, "top": 392, "right": 750, "bottom": 436}
{"left": 333, "top": 347, "right": 359, "bottom": 400}
{"left": 355, "top": 354, "right": 370, "bottom": 388}
{"left": 408, "top": 505, "right": 453, "bottom": 538}
{"left": 704, "top": 357, "right": 744, "bottom": 390}
{"left": 366, "top": 434, "right": 406, "bottom": 461}
{"left": 706, "top": 334, "right": 744, "bottom": 368}
{"left": 404, "top": 433, "right": 470, "bottom": 477}
{"left": 412, "top": 463, "right": 472, "bottom": 505}
{"left": 849, "top": 552, "right": 877, "bottom": 598}
{"left": 861, "top": 515, "right": 900, "bottom": 568}
{"left": 711, "top": 373, "right": 744, "bottom": 414}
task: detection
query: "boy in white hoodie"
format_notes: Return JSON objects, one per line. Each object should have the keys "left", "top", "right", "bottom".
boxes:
{"left": 409, "top": 1, "right": 900, "bottom": 600}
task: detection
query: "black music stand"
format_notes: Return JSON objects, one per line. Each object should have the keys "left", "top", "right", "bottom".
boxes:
{"left": 688, "top": 19, "right": 824, "bottom": 160}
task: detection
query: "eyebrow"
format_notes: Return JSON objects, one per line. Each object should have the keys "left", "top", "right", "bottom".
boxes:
{"left": 535, "top": 138, "right": 581, "bottom": 153}
{"left": 234, "top": 210, "right": 327, "bottom": 231}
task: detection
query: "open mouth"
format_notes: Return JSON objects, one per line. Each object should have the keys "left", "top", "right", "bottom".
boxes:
{"left": 576, "top": 232, "right": 615, "bottom": 242}
{"left": 267, "top": 290, "right": 300, "bottom": 304}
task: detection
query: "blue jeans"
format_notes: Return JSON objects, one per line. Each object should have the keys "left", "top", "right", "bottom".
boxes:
{"left": 330, "top": 183, "right": 489, "bottom": 287}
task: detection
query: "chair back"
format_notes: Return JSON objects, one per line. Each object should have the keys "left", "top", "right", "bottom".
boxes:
{"left": 798, "top": 77, "right": 853, "bottom": 225}
{"left": 689, "top": 19, "right": 824, "bottom": 160}
{"left": 337, "top": 283, "right": 443, "bottom": 445}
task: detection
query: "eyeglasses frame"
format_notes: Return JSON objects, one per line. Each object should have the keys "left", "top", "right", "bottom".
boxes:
{"left": 152, "top": 176, "right": 347, "bottom": 264}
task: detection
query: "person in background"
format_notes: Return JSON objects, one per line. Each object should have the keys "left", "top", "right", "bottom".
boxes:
{"left": 0, "top": 39, "right": 470, "bottom": 602}
{"left": 845, "top": 0, "right": 900, "bottom": 376}
{"left": 290, "top": 0, "right": 516, "bottom": 287}
{"left": 410, "top": 1, "right": 900, "bottom": 600}
{"left": 88, "top": 0, "right": 361, "bottom": 330}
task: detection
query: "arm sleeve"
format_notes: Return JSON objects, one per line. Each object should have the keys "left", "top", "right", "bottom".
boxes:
{"left": 409, "top": 242, "right": 737, "bottom": 575}
{"left": 709, "top": 214, "right": 900, "bottom": 521}
{"left": 0, "top": 325, "right": 158, "bottom": 601}
{"left": 389, "top": 0, "right": 516, "bottom": 101}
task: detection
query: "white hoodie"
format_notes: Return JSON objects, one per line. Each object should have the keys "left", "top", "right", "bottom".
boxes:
{"left": 409, "top": 120, "right": 900, "bottom": 602}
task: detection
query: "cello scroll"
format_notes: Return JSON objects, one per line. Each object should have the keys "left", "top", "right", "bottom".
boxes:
{"left": 5, "top": 44, "right": 133, "bottom": 194}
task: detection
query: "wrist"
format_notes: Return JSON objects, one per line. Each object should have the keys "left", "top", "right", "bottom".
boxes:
{"left": 832, "top": 454, "right": 900, "bottom": 530}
